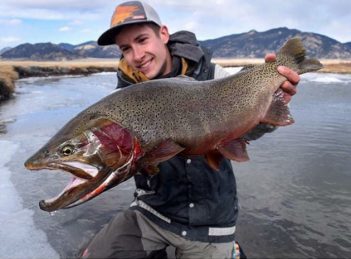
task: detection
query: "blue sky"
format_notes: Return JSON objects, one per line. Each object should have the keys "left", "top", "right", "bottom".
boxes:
{"left": 0, "top": 0, "right": 350, "bottom": 50}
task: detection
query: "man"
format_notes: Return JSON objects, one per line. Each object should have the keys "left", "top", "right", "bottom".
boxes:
{"left": 81, "top": 1, "right": 300, "bottom": 258}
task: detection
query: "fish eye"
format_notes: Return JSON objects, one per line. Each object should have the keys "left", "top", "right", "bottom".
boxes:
{"left": 61, "top": 145, "right": 75, "bottom": 156}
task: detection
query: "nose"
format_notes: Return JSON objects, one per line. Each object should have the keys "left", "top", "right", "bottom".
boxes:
{"left": 132, "top": 45, "right": 144, "bottom": 62}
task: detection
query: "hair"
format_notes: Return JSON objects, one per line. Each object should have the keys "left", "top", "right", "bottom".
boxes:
{"left": 146, "top": 22, "right": 162, "bottom": 38}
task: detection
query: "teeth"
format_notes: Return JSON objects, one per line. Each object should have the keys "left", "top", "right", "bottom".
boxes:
{"left": 41, "top": 162, "right": 100, "bottom": 210}
{"left": 43, "top": 177, "right": 87, "bottom": 205}
{"left": 64, "top": 177, "right": 86, "bottom": 190}
{"left": 141, "top": 62, "right": 149, "bottom": 68}
{"left": 138, "top": 59, "right": 151, "bottom": 69}
{"left": 64, "top": 162, "right": 98, "bottom": 178}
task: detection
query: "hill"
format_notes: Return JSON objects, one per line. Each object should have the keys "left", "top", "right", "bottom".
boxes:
{"left": 0, "top": 42, "right": 84, "bottom": 60}
{"left": 200, "top": 27, "right": 351, "bottom": 58}
{"left": 1, "top": 27, "right": 351, "bottom": 60}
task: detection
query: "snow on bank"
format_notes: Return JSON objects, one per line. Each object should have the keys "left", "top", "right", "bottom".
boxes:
{"left": 302, "top": 72, "right": 351, "bottom": 84}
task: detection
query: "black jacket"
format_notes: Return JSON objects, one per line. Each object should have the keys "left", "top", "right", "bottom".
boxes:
{"left": 118, "top": 31, "right": 237, "bottom": 243}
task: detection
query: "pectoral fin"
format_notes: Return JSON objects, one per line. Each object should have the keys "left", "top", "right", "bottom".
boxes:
{"left": 262, "top": 89, "right": 294, "bottom": 126}
{"left": 217, "top": 139, "right": 250, "bottom": 162}
{"left": 138, "top": 139, "right": 185, "bottom": 175}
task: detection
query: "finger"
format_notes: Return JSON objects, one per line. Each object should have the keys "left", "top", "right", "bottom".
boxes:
{"left": 280, "top": 81, "right": 297, "bottom": 96}
{"left": 277, "top": 66, "right": 300, "bottom": 85}
{"left": 265, "top": 53, "right": 276, "bottom": 62}
{"left": 283, "top": 92, "right": 292, "bottom": 104}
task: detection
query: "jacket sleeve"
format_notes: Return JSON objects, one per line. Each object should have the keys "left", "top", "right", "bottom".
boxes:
{"left": 213, "top": 64, "right": 277, "bottom": 141}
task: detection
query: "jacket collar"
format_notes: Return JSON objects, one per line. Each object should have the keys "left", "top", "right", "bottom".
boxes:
{"left": 118, "top": 56, "right": 189, "bottom": 84}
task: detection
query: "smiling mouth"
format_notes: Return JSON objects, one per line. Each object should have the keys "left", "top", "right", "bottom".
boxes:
{"left": 137, "top": 58, "right": 153, "bottom": 73}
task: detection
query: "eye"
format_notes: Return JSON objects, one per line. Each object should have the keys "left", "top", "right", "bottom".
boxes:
{"left": 120, "top": 46, "right": 131, "bottom": 54}
{"left": 61, "top": 145, "right": 75, "bottom": 156}
{"left": 138, "top": 37, "right": 147, "bottom": 44}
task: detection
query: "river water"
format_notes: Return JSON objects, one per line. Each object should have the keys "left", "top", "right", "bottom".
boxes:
{"left": 0, "top": 71, "right": 350, "bottom": 258}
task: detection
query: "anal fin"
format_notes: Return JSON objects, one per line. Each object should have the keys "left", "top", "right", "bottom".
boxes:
{"left": 262, "top": 89, "right": 294, "bottom": 126}
{"left": 217, "top": 139, "right": 249, "bottom": 162}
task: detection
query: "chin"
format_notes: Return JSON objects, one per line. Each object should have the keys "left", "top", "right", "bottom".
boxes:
{"left": 145, "top": 72, "right": 157, "bottom": 80}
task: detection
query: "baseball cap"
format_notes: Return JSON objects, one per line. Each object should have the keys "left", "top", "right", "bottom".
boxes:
{"left": 97, "top": 1, "right": 162, "bottom": 46}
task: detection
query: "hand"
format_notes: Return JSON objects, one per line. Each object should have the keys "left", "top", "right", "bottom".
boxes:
{"left": 265, "top": 53, "right": 300, "bottom": 104}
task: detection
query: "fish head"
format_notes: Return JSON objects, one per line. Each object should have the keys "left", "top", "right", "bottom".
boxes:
{"left": 24, "top": 117, "right": 143, "bottom": 212}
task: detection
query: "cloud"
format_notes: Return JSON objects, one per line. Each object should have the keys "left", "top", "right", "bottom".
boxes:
{"left": 81, "top": 28, "right": 93, "bottom": 34}
{"left": 147, "top": 0, "right": 351, "bottom": 42}
{"left": 70, "top": 19, "right": 83, "bottom": 25}
{"left": 59, "top": 26, "right": 71, "bottom": 32}
{"left": 0, "top": 0, "right": 350, "bottom": 47}
{"left": 0, "top": 0, "right": 110, "bottom": 21}
{"left": 1, "top": 0, "right": 105, "bottom": 10}
{"left": 8, "top": 19, "right": 22, "bottom": 25}
{"left": 0, "top": 36, "right": 21, "bottom": 44}
{"left": 0, "top": 18, "right": 22, "bottom": 25}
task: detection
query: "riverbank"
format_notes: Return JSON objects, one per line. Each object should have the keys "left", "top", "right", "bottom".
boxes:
{"left": 0, "top": 59, "right": 118, "bottom": 101}
{"left": 1, "top": 58, "right": 350, "bottom": 101}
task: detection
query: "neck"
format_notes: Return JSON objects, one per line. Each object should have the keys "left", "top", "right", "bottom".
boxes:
{"left": 162, "top": 50, "right": 173, "bottom": 76}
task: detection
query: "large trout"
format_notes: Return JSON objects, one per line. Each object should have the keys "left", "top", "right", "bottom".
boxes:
{"left": 25, "top": 38, "right": 322, "bottom": 212}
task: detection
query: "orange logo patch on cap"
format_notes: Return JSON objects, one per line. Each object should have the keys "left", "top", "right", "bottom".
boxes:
{"left": 110, "top": 5, "right": 146, "bottom": 27}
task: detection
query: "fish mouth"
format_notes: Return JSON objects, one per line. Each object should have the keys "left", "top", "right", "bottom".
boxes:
{"left": 46, "top": 162, "right": 96, "bottom": 180}
{"left": 33, "top": 161, "right": 110, "bottom": 212}
{"left": 28, "top": 155, "right": 135, "bottom": 212}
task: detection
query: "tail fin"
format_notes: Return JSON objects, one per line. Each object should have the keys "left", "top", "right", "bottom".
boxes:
{"left": 277, "top": 37, "right": 323, "bottom": 74}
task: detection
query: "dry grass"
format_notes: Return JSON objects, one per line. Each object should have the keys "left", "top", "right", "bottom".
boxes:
{"left": 0, "top": 64, "right": 18, "bottom": 100}
{"left": 318, "top": 60, "right": 351, "bottom": 74}
{"left": 2, "top": 58, "right": 351, "bottom": 74}
{"left": 0, "top": 58, "right": 119, "bottom": 68}
{"left": 0, "top": 59, "right": 118, "bottom": 101}
{"left": 2, "top": 59, "right": 118, "bottom": 77}
{"left": 213, "top": 58, "right": 351, "bottom": 74}
{"left": 212, "top": 58, "right": 264, "bottom": 67}
{"left": 0, "top": 58, "right": 350, "bottom": 102}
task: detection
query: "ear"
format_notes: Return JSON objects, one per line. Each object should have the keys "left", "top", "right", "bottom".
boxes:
{"left": 159, "top": 25, "right": 170, "bottom": 44}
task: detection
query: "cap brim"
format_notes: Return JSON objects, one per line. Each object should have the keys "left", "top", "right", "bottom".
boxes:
{"left": 97, "top": 26, "right": 122, "bottom": 46}
{"left": 97, "top": 20, "right": 157, "bottom": 46}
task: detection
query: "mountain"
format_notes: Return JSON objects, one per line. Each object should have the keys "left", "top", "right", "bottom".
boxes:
{"left": 0, "top": 47, "right": 12, "bottom": 55}
{"left": 0, "top": 42, "right": 83, "bottom": 60}
{"left": 73, "top": 41, "right": 121, "bottom": 58}
{"left": 344, "top": 42, "right": 351, "bottom": 49}
{"left": 0, "top": 41, "right": 121, "bottom": 60}
{"left": 1, "top": 27, "right": 351, "bottom": 60}
{"left": 58, "top": 43, "right": 75, "bottom": 51}
{"left": 201, "top": 27, "right": 351, "bottom": 59}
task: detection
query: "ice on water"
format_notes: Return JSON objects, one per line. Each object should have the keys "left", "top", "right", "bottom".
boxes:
{"left": 0, "top": 140, "right": 59, "bottom": 259}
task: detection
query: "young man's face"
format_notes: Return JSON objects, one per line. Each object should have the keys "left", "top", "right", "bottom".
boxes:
{"left": 115, "top": 23, "right": 172, "bottom": 79}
